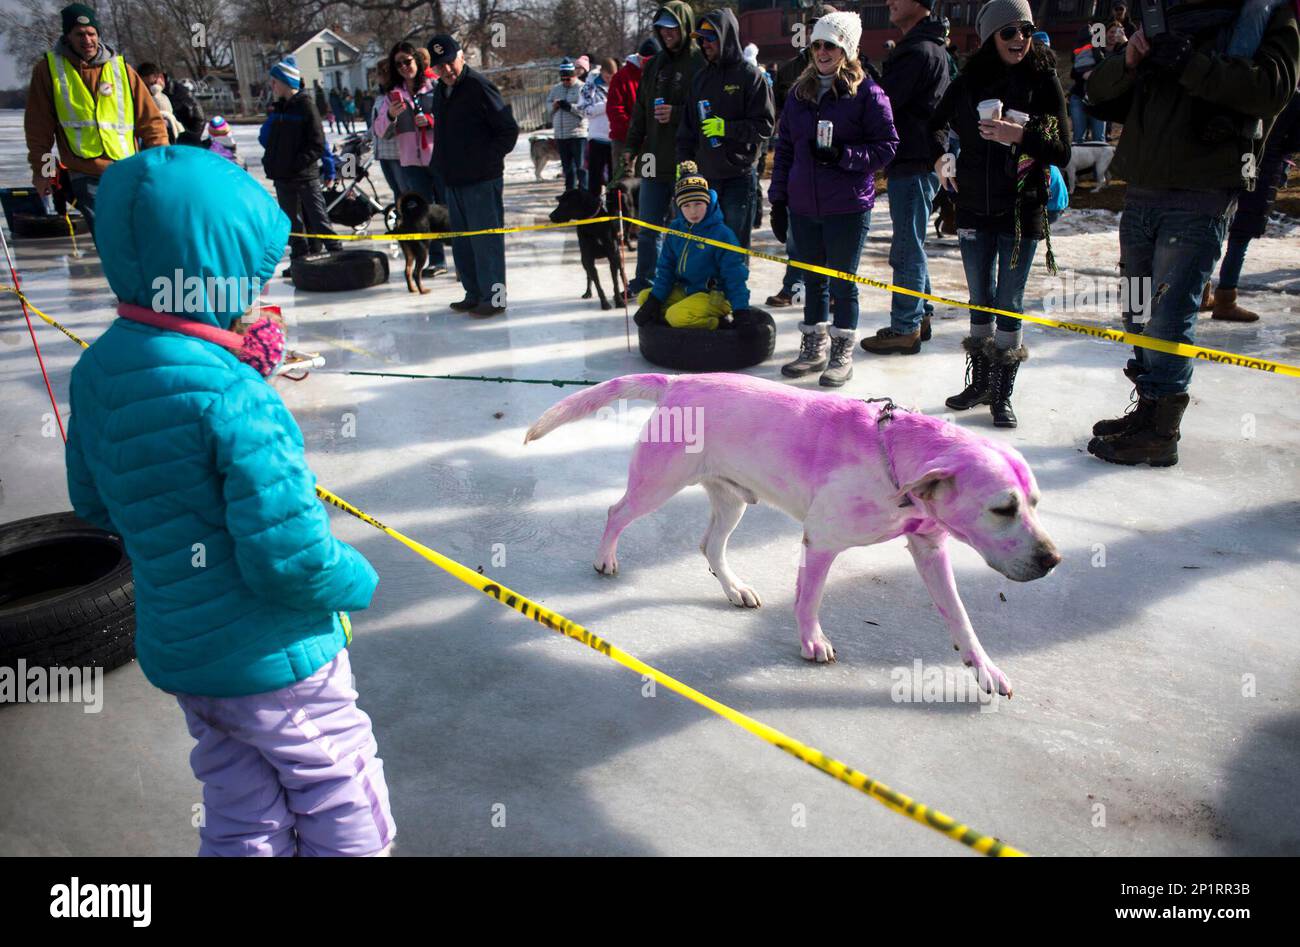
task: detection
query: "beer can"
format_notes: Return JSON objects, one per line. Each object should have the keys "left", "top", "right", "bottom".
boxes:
{"left": 817, "top": 120, "right": 834, "bottom": 149}
{"left": 654, "top": 97, "right": 665, "bottom": 108}
{"left": 699, "top": 100, "right": 721, "bottom": 148}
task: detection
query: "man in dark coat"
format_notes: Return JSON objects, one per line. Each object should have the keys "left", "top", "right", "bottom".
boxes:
{"left": 428, "top": 34, "right": 520, "bottom": 318}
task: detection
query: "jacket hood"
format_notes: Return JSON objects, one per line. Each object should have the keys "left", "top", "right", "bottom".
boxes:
{"left": 899, "top": 17, "right": 948, "bottom": 50}
{"left": 55, "top": 34, "right": 114, "bottom": 66}
{"left": 671, "top": 188, "right": 722, "bottom": 228}
{"left": 656, "top": 1, "right": 697, "bottom": 54}
{"left": 96, "top": 146, "right": 289, "bottom": 330}
{"left": 700, "top": 8, "right": 743, "bottom": 67}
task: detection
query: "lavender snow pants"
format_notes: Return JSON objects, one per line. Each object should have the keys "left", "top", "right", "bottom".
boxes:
{"left": 175, "top": 649, "right": 395, "bottom": 857}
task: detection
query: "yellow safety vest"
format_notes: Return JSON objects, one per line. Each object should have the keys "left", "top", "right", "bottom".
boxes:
{"left": 47, "top": 51, "right": 137, "bottom": 160}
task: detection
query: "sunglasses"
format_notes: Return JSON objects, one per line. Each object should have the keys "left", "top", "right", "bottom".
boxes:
{"left": 810, "top": 40, "right": 841, "bottom": 52}
{"left": 395, "top": 57, "right": 415, "bottom": 67}
{"left": 998, "top": 24, "right": 1035, "bottom": 41}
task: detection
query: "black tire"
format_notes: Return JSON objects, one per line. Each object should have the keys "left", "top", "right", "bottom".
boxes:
{"left": 11, "top": 212, "right": 89, "bottom": 239}
{"left": 290, "top": 250, "right": 389, "bottom": 292}
{"left": 638, "top": 308, "right": 777, "bottom": 372}
{"left": 0, "top": 513, "right": 135, "bottom": 683}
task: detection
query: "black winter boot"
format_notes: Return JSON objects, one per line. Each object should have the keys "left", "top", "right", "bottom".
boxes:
{"left": 1092, "top": 388, "right": 1146, "bottom": 437}
{"left": 1087, "top": 392, "right": 1190, "bottom": 467}
{"left": 944, "top": 336, "right": 993, "bottom": 411}
{"left": 986, "top": 341, "right": 1028, "bottom": 428}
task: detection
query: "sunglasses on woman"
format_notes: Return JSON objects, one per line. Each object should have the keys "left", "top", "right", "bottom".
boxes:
{"left": 395, "top": 57, "right": 415, "bottom": 67}
{"left": 998, "top": 24, "right": 1035, "bottom": 41}
{"left": 809, "top": 40, "right": 841, "bottom": 52}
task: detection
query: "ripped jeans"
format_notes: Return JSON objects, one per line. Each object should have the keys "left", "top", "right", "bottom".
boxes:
{"left": 1119, "top": 205, "right": 1229, "bottom": 397}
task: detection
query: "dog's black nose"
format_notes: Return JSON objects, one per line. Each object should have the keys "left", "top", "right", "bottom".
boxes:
{"left": 1035, "top": 547, "right": 1062, "bottom": 572}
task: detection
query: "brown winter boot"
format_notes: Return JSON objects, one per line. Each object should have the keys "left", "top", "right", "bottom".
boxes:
{"left": 1210, "top": 288, "right": 1259, "bottom": 322}
{"left": 1198, "top": 281, "right": 1213, "bottom": 312}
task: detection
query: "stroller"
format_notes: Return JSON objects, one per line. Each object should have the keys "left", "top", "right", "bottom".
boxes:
{"left": 323, "top": 133, "right": 395, "bottom": 233}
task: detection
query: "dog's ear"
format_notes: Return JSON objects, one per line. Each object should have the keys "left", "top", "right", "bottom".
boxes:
{"left": 896, "top": 469, "right": 954, "bottom": 504}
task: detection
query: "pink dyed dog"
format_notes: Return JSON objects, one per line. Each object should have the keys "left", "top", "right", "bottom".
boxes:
{"left": 525, "top": 373, "right": 1061, "bottom": 696}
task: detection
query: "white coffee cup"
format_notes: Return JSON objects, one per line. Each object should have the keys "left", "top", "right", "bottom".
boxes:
{"left": 1005, "top": 109, "right": 1030, "bottom": 126}
{"left": 977, "top": 98, "right": 1003, "bottom": 121}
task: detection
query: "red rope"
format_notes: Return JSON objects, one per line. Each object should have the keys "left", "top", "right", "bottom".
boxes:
{"left": 2, "top": 236, "right": 67, "bottom": 443}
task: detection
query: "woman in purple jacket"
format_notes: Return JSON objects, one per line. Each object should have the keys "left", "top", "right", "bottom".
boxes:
{"left": 770, "top": 12, "right": 898, "bottom": 387}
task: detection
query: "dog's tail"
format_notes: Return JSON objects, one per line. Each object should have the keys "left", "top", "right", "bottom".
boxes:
{"left": 524, "top": 373, "right": 670, "bottom": 444}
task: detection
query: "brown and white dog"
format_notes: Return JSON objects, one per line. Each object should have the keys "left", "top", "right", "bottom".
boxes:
{"left": 529, "top": 134, "right": 561, "bottom": 182}
{"left": 526, "top": 373, "right": 1061, "bottom": 697}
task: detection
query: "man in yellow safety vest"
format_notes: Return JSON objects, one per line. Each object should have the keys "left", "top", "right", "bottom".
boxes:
{"left": 24, "top": 3, "right": 166, "bottom": 236}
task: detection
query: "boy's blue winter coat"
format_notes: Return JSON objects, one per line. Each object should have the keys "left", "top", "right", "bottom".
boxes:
{"left": 65, "top": 146, "right": 378, "bottom": 698}
{"left": 650, "top": 190, "right": 750, "bottom": 310}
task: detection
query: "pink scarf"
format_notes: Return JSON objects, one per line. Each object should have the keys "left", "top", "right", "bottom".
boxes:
{"left": 116, "top": 302, "right": 284, "bottom": 377}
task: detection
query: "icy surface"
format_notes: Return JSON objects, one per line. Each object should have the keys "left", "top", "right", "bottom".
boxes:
{"left": 1, "top": 112, "right": 1299, "bottom": 856}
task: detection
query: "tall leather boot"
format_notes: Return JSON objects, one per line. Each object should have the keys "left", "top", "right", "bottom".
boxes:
{"left": 986, "top": 340, "right": 1028, "bottom": 428}
{"left": 944, "top": 336, "right": 993, "bottom": 410}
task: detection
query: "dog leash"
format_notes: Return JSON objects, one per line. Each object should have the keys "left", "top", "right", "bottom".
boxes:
{"left": 864, "top": 397, "right": 913, "bottom": 509}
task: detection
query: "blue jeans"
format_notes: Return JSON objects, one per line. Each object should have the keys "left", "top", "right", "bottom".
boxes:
{"left": 887, "top": 172, "right": 939, "bottom": 333}
{"left": 714, "top": 168, "right": 757, "bottom": 249}
{"left": 68, "top": 171, "right": 99, "bottom": 240}
{"left": 398, "top": 164, "right": 447, "bottom": 267}
{"left": 1069, "top": 94, "right": 1106, "bottom": 143}
{"left": 790, "top": 210, "right": 870, "bottom": 330}
{"left": 1119, "top": 205, "right": 1229, "bottom": 397}
{"left": 958, "top": 229, "right": 1038, "bottom": 333}
{"left": 557, "top": 137, "right": 587, "bottom": 191}
{"left": 632, "top": 176, "right": 673, "bottom": 293}
{"left": 445, "top": 177, "right": 506, "bottom": 306}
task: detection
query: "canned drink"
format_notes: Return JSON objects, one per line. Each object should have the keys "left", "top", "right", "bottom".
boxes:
{"left": 654, "top": 97, "right": 665, "bottom": 108}
{"left": 698, "top": 99, "right": 721, "bottom": 148}
{"left": 817, "top": 120, "right": 834, "bottom": 149}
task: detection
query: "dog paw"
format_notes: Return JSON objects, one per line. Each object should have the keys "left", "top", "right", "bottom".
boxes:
{"left": 593, "top": 554, "right": 619, "bottom": 576}
{"left": 600, "top": 300, "right": 612, "bottom": 311}
{"left": 800, "top": 630, "right": 836, "bottom": 663}
{"left": 962, "top": 650, "right": 1012, "bottom": 698}
{"left": 419, "top": 288, "right": 431, "bottom": 295}
{"left": 724, "top": 582, "right": 762, "bottom": 608}
{"left": 582, "top": 290, "right": 592, "bottom": 299}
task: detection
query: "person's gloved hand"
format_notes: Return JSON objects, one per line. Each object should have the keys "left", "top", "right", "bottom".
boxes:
{"left": 556, "top": 99, "right": 572, "bottom": 112}
{"left": 1147, "top": 31, "right": 1194, "bottom": 75}
{"left": 701, "top": 116, "right": 725, "bottom": 139}
{"left": 811, "top": 140, "right": 843, "bottom": 166}
{"left": 633, "top": 293, "right": 664, "bottom": 327}
{"left": 770, "top": 200, "right": 788, "bottom": 244}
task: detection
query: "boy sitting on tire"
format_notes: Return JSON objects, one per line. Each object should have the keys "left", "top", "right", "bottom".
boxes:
{"left": 633, "top": 161, "right": 750, "bottom": 330}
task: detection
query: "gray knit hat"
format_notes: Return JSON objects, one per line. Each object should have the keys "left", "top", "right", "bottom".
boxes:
{"left": 976, "top": 0, "right": 1035, "bottom": 45}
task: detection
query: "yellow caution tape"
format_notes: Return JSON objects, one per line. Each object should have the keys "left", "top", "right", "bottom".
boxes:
{"left": 314, "top": 483, "right": 1027, "bottom": 857}
{"left": 633, "top": 221, "right": 1300, "bottom": 379}
{"left": 290, "top": 215, "right": 619, "bottom": 242}
{"left": 2, "top": 286, "right": 90, "bottom": 348}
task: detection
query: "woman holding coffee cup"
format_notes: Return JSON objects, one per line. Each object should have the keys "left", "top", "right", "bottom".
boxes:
{"left": 928, "top": 0, "right": 1070, "bottom": 428}
{"left": 769, "top": 11, "right": 898, "bottom": 388}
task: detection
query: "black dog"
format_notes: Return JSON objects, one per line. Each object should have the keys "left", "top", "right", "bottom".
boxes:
{"left": 549, "top": 188, "right": 625, "bottom": 310}
{"left": 394, "top": 191, "right": 450, "bottom": 294}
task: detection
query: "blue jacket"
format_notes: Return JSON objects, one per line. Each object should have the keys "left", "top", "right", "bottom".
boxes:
{"left": 651, "top": 189, "right": 750, "bottom": 311}
{"left": 65, "top": 146, "right": 379, "bottom": 698}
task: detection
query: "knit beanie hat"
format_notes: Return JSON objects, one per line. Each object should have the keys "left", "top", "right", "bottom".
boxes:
{"left": 575, "top": 55, "right": 590, "bottom": 73}
{"left": 976, "top": 0, "right": 1035, "bottom": 45}
{"left": 637, "top": 36, "right": 661, "bottom": 58}
{"left": 559, "top": 58, "right": 575, "bottom": 76}
{"left": 61, "top": 3, "right": 97, "bottom": 35}
{"left": 269, "top": 55, "right": 302, "bottom": 90}
{"left": 208, "top": 115, "right": 229, "bottom": 136}
{"left": 674, "top": 161, "right": 710, "bottom": 208}
{"left": 810, "top": 11, "right": 863, "bottom": 62}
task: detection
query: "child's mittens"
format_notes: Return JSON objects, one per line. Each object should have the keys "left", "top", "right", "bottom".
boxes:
{"left": 633, "top": 294, "right": 664, "bottom": 327}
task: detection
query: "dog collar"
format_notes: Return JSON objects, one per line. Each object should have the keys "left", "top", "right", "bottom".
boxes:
{"left": 865, "top": 397, "right": 913, "bottom": 508}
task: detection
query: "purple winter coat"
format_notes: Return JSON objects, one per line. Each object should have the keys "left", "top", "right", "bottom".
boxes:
{"left": 770, "top": 73, "right": 899, "bottom": 217}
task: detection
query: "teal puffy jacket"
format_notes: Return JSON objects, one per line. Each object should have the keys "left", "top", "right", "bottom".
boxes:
{"left": 649, "top": 189, "right": 750, "bottom": 311}
{"left": 65, "top": 146, "right": 379, "bottom": 698}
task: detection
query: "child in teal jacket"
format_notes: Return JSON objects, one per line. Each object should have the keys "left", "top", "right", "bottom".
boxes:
{"left": 65, "top": 145, "right": 393, "bottom": 857}
{"left": 634, "top": 162, "right": 750, "bottom": 329}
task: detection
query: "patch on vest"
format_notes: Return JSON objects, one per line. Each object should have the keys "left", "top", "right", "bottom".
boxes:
{"left": 724, "top": 83, "right": 740, "bottom": 94}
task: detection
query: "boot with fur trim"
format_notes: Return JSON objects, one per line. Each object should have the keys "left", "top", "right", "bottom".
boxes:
{"left": 985, "top": 340, "right": 1028, "bottom": 428}
{"left": 944, "top": 336, "right": 993, "bottom": 410}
